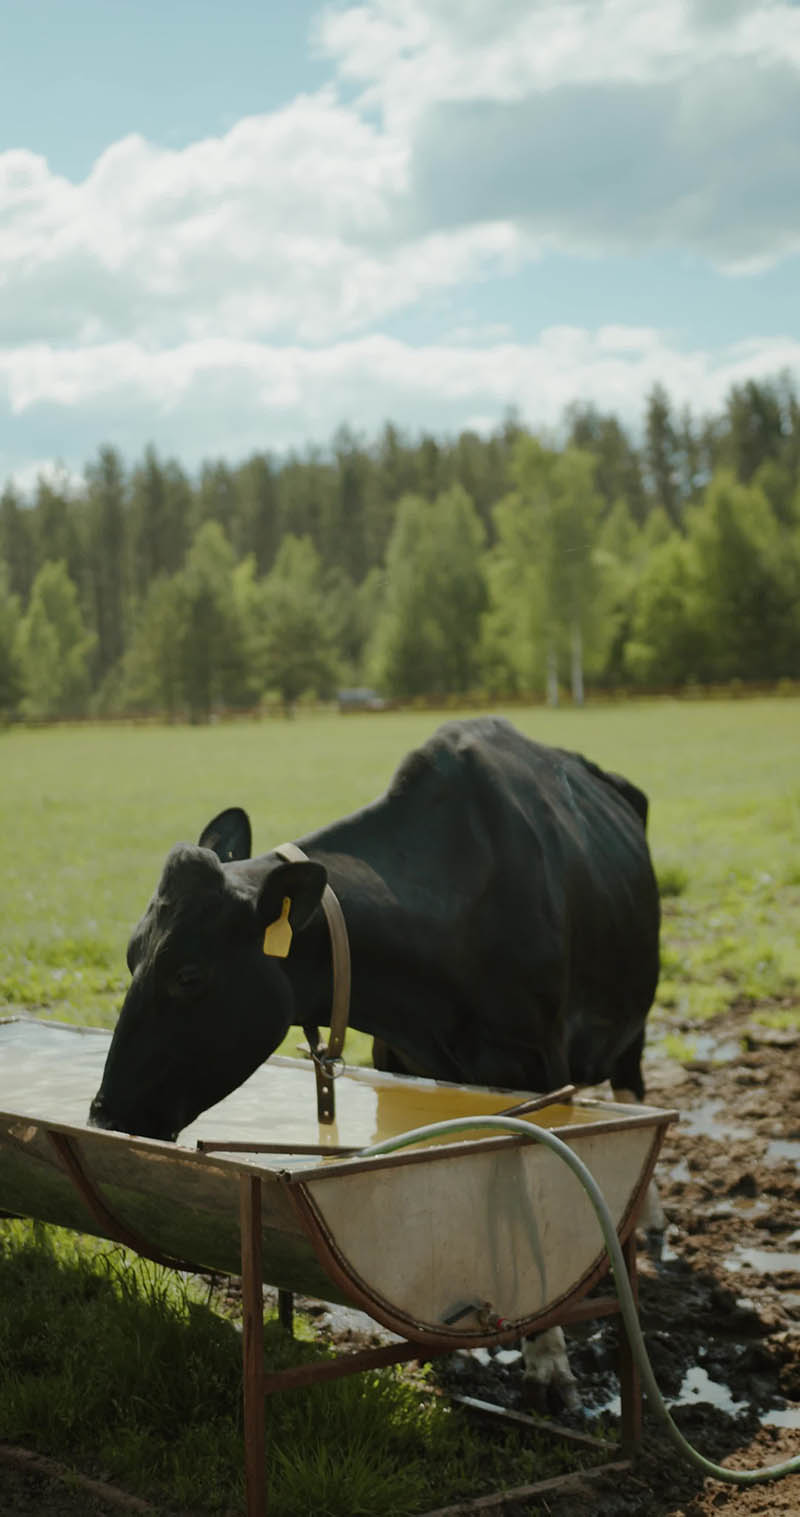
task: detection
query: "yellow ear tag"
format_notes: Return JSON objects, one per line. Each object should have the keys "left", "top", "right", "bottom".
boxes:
{"left": 263, "top": 896, "right": 293, "bottom": 958}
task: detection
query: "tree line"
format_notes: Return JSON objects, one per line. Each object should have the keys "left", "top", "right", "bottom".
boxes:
{"left": 1, "top": 376, "right": 799, "bottom": 722}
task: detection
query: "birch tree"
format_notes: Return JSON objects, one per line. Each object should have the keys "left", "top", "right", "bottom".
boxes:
{"left": 485, "top": 439, "right": 604, "bottom": 705}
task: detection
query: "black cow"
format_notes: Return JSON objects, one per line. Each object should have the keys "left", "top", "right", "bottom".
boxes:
{"left": 90, "top": 716, "right": 660, "bottom": 1143}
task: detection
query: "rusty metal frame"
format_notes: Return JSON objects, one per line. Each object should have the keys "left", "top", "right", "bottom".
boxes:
{"left": 46, "top": 1130, "right": 198, "bottom": 1272}
{"left": 236, "top": 1173, "right": 644, "bottom": 1517}
{"left": 195, "top": 1138, "right": 360, "bottom": 1156}
{"left": 39, "top": 1120, "right": 649, "bottom": 1516}
{"left": 279, "top": 1107, "right": 676, "bottom": 1186}
{"left": 271, "top": 1126, "right": 665, "bottom": 1351}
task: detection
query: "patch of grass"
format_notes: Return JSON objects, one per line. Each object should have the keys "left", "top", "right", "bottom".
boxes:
{"left": 654, "top": 978, "right": 732, "bottom": 1023}
{"left": 33, "top": 934, "right": 116, "bottom": 969}
{"left": 690, "top": 934, "right": 798, "bottom": 1002}
{"left": 0, "top": 1218, "right": 596, "bottom": 1515}
{"left": 276, "top": 1023, "right": 375, "bottom": 1067}
{"left": 658, "top": 895, "right": 799, "bottom": 1019}
{"left": 735, "top": 941, "right": 796, "bottom": 1000}
{"left": 684, "top": 983, "right": 735, "bottom": 1021}
{"left": 0, "top": 961, "right": 125, "bottom": 1021}
{"left": 655, "top": 861, "right": 690, "bottom": 898}
{"left": 657, "top": 1033, "right": 698, "bottom": 1063}
{"left": 750, "top": 1006, "right": 800, "bottom": 1031}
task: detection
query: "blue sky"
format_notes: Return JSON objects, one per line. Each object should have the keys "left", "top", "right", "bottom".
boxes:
{"left": 2, "top": 0, "right": 799, "bottom": 491}
{"left": 2, "top": 2, "right": 328, "bottom": 181}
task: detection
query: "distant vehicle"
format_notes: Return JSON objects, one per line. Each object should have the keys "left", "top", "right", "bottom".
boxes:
{"left": 336, "top": 688, "right": 386, "bottom": 712}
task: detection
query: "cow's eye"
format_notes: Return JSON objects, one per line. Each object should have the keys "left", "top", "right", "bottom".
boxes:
{"left": 169, "top": 965, "right": 205, "bottom": 998}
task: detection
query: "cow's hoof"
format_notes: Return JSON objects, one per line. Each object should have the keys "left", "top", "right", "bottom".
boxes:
{"left": 638, "top": 1178, "right": 666, "bottom": 1234}
{"left": 521, "top": 1326, "right": 581, "bottom": 1413}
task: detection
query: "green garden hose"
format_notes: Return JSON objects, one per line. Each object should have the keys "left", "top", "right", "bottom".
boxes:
{"left": 360, "top": 1115, "right": 800, "bottom": 1487}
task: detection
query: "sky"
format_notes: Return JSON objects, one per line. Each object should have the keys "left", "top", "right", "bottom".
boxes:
{"left": 2, "top": 0, "right": 800, "bottom": 492}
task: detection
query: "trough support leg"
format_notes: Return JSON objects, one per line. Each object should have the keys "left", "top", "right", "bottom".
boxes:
{"left": 277, "top": 1289, "right": 294, "bottom": 1337}
{"left": 240, "top": 1175, "right": 267, "bottom": 1517}
{"left": 618, "top": 1231, "right": 642, "bottom": 1456}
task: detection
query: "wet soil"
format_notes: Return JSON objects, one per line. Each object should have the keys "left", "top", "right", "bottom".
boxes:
{"left": 429, "top": 1002, "right": 800, "bottom": 1515}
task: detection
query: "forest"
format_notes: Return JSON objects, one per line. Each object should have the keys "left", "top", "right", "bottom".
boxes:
{"left": 1, "top": 375, "right": 799, "bottom": 722}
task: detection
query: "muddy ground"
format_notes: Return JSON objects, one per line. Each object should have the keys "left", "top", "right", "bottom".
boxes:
{"left": 434, "top": 1001, "right": 800, "bottom": 1516}
{"left": 559, "top": 1000, "right": 800, "bottom": 1517}
{"left": 2, "top": 1001, "right": 798, "bottom": 1516}
{"left": 306, "top": 1000, "right": 800, "bottom": 1516}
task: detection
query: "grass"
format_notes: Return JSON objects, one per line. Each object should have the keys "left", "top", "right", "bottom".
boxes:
{"left": 1, "top": 697, "right": 799, "bottom": 1510}
{"left": 0, "top": 1218, "right": 590, "bottom": 1515}
{"left": 656, "top": 1033, "right": 701, "bottom": 1064}
{"left": 2, "top": 698, "right": 799, "bottom": 1034}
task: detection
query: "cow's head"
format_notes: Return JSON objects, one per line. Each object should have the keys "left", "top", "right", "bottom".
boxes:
{"left": 88, "top": 808, "right": 326, "bottom": 1141}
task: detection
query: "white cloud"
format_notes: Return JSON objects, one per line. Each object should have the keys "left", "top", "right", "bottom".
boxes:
{"left": 0, "top": 94, "right": 414, "bottom": 347}
{"left": 410, "top": 64, "right": 800, "bottom": 267}
{"left": 319, "top": 0, "right": 800, "bottom": 107}
{"left": 0, "top": 94, "right": 531, "bottom": 352}
{"left": 1, "top": 0, "right": 799, "bottom": 486}
{"left": 6, "top": 459, "right": 84, "bottom": 498}
{"left": 2, "top": 1, "right": 798, "bottom": 372}
{"left": 1, "top": 0, "right": 797, "bottom": 386}
{"left": 320, "top": 0, "right": 800, "bottom": 269}
{"left": 3, "top": 327, "right": 799, "bottom": 479}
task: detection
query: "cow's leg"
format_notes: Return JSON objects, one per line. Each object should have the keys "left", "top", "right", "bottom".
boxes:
{"left": 371, "top": 1037, "right": 401, "bottom": 1073}
{"left": 371, "top": 1038, "right": 430, "bottom": 1078}
{"left": 521, "top": 1327, "right": 580, "bottom": 1411}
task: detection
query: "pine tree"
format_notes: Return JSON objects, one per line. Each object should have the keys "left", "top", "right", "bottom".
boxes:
{"left": 84, "top": 446, "right": 127, "bottom": 681}
{"left": 644, "top": 384, "right": 681, "bottom": 527}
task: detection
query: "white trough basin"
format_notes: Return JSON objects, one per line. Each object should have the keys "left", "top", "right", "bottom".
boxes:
{"left": 0, "top": 1016, "right": 675, "bottom": 1348}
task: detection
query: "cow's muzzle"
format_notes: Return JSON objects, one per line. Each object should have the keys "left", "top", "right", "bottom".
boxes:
{"left": 88, "top": 1094, "right": 178, "bottom": 1143}
{"left": 88, "top": 1094, "right": 115, "bottom": 1129}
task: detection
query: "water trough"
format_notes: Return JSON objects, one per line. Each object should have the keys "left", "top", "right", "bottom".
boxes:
{"left": 0, "top": 1016, "right": 676, "bottom": 1514}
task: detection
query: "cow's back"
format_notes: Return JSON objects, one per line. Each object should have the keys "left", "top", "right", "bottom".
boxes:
{"left": 307, "top": 717, "right": 659, "bottom": 1092}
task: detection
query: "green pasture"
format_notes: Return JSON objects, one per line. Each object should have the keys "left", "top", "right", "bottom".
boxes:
{"left": 2, "top": 697, "right": 799, "bottom": 1047}
{"left": 1, "top": 699, "right": 799, "bottom": 1513}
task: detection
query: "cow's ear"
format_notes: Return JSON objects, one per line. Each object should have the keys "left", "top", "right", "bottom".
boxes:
{"left": 257, "top": 861, "right": 327, "bottom": 955}
{"left": 198, "top": 807, "right": 252, "bottom": 862}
